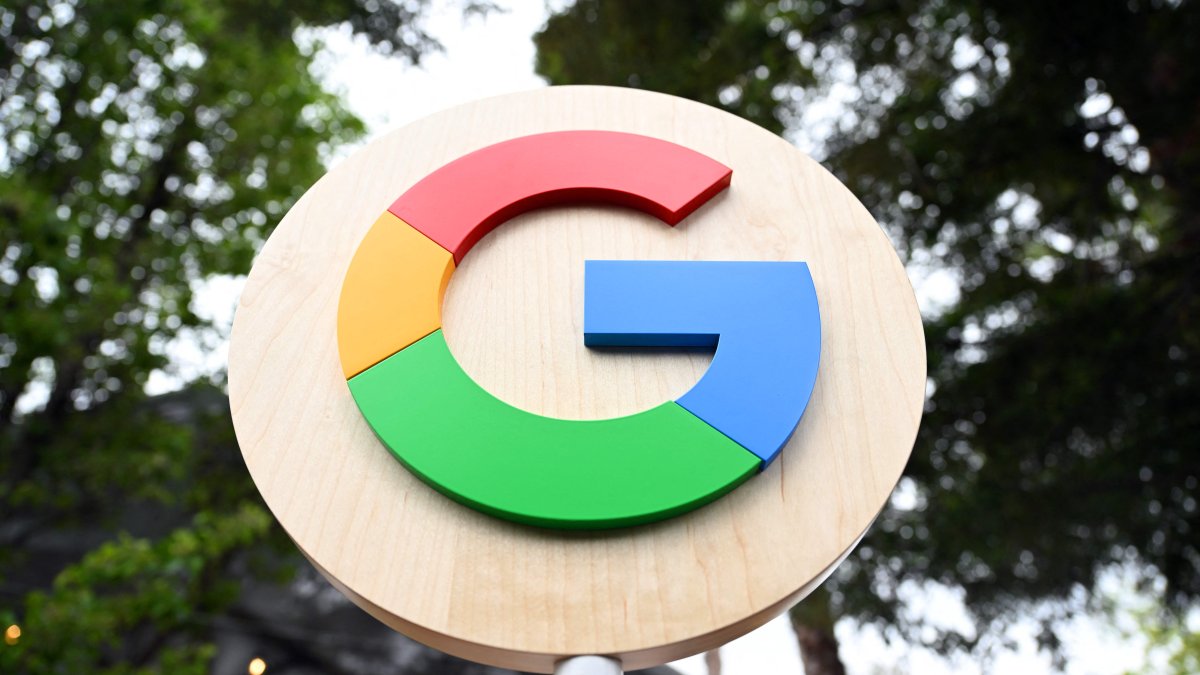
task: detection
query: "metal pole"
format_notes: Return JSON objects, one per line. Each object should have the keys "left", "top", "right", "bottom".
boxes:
{"left": 554, "top": 655, "right": 623, "bottom": 675}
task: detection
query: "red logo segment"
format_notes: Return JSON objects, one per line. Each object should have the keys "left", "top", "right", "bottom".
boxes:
{"left": 388, "top": 130, "right": 733, "bottom": 263}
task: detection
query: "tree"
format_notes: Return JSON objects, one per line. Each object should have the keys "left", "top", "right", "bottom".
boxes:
{"left": 1132, "top": 612, "right": 1200, "bottom": 675}
{"left": 536, "top": 1, "right": 1199, "bottom": 672}
{"left": 0, "top": 0, "right": 449, "bottom": 671}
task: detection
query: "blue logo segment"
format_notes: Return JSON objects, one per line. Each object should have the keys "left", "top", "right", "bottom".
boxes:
{"left": 583, "top": 260, "right": 822, "bottom": 466}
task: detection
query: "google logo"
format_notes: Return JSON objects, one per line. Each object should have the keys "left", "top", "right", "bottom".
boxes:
{"left": 231, "top": 88, "right": 926, "bottom": 668}
{"left": 337, "top": 131, "right": 821, "bottom": 529}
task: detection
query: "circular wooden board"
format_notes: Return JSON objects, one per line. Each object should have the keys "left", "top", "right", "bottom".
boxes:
{"left": 228, "top": 86, "right": 925, "bottom": 672}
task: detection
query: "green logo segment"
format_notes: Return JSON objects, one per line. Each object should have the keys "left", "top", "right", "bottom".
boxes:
{"left": 348, "top": 330, "right": 759, "bottom": 529}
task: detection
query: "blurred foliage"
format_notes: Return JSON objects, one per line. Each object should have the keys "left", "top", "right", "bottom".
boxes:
{"left": 1131, "top": 611, "right": 1200, "bottom": 675}
{"left": 1112, "top": 577, "right": 1200, "bottom": 675}
{"left": 0, "top": 504, "right": 271, "bottom": 674}
{"left": 535, "top": 0, "right": 811, "bottom": 135}
{"left": 538, "top": 0, "right": 1199, "bottom": 665}
{"left": 0, "top": 0, "right": 453, "bottom": 670}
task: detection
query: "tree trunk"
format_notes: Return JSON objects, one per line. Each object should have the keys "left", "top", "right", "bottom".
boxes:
{"left": 788, "top": 587, "right": 845, "bottom": 675}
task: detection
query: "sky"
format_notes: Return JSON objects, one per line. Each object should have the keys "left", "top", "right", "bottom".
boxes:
{"left": 169, "top": 2, "right": 1165, "bottom": 673}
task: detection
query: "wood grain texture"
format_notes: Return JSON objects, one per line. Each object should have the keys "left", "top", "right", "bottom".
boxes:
{"left": 227, "top": 86, "right": 926, "bottom": 672}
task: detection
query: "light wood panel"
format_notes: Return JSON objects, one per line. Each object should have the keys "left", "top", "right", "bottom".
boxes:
{"left": 227, "top": 86, "right": 925, "bottom": 672}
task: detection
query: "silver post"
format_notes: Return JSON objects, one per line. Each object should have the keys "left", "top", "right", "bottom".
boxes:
{"left": 554, "top": 655, "right": 623, "bottom": 675}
